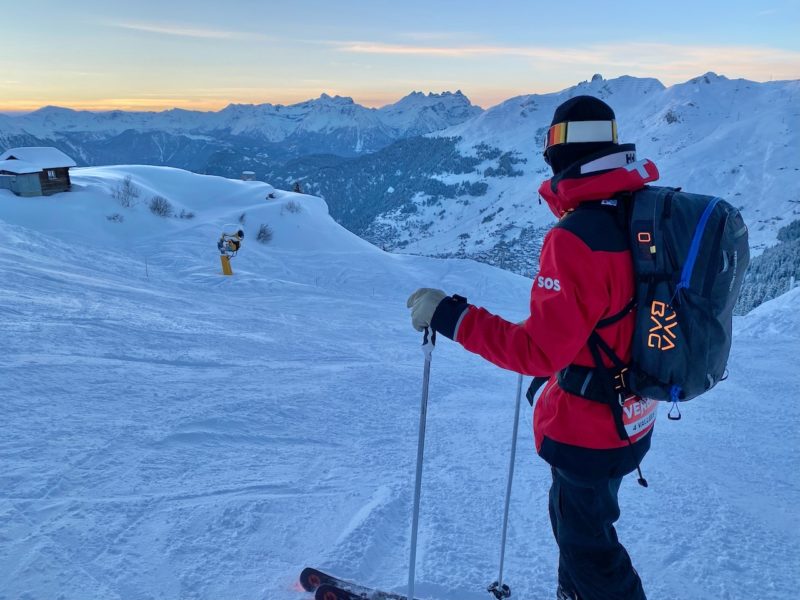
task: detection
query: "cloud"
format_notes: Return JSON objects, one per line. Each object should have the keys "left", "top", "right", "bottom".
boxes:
{"left": 112, "top": 21, "right": 267, "bottom": 41}
{"left": 593, "top": 43, "right": 800, "bottom": 80}
{"left": 333, "top": 41, "right": 590, "bottom": 60}
{"left": 332, "top": 40, "right": 800, "bottom": 82}
{"left": 398, "top": 31, "right": 480, "bottom": 42}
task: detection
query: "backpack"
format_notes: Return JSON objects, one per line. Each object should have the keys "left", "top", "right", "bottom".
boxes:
{"left": 602, "top": 186, "right": 750, "bottom": 415}
{"left": 524, "top": 185, "right": 749, "bottom": 487}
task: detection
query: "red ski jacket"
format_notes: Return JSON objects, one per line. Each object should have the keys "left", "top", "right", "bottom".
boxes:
{"left": 431, "top": 157, "right": 660, "bottom": 477}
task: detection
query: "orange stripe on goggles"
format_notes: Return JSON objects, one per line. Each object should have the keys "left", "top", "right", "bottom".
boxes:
{"left": 543, "top": 120, "right": 618, "bottom": 153}
{"left": 545, "top": 122, "right": 567, "bottom": 150}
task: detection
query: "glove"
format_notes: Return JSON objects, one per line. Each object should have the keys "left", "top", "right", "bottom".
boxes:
{"left": 406, "top": 288, "right": 447, "bottom": 332}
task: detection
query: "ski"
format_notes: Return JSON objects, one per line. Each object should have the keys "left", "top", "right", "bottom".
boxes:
{"left": 299, "top": 568, "right": 380, "bottom": 597}
{"left": 300, "top": 567, "right": 362, "bottom": 593}
{"left": 315, "top": 583, "right": 413, "bottom": 600}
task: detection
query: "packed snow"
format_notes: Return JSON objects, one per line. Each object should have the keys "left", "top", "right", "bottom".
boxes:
{"left": 0, "top": 167, "right": 797, "bottom": 600}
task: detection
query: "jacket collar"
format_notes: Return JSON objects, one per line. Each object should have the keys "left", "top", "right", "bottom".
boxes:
{"left": 538, "top": 145, "right": 660, "bottom": 218}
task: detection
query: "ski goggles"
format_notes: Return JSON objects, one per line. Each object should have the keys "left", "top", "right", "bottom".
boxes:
{"left": 543, "top": 120, "right": 618, "bottom": 153}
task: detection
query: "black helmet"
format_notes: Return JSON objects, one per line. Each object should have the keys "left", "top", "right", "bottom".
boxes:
{"left": 237, "top": 229, "right": 244, "bottom": 238}
{"left": 543, "top": 95, "right": 619, "bottom": 174}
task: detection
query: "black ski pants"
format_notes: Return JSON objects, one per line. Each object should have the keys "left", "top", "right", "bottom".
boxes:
{"left": 548, "top": 467, "right": 646, "bottom": 600}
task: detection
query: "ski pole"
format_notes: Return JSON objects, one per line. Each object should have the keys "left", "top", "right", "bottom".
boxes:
{"left": 408, "top": 327, "right": 435, "bottom": 600}
{"left": 488, "top": 373, "right": 524, "bottom": 599}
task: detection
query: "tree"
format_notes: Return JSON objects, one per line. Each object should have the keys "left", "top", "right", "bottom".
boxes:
{"left": 149, "top": 195, "right": 174, "bottom": 217}
{"left": 112, "top": 175, "right": 140, "bottom": 208}
{"left": 257, "top": 223, "right": 273, "bottom": 244}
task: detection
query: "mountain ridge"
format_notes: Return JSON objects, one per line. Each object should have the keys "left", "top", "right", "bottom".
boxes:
{"left": 2, "top": 73, "right": 797, "bottom": 274}
{"left": 4, "top": 90, "right": 482, "bottom": 139}
{"left": 283, "top": 72, "right": 798, "bottom": 269}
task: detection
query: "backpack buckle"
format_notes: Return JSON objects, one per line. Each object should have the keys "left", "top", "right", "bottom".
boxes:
{"left": 613, "top": 367, "right": 629, "bottom": 393}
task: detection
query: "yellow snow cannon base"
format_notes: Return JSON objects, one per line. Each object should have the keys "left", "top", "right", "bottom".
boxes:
{"left": 220, "top": 255, "right": 233, "bottom": 276}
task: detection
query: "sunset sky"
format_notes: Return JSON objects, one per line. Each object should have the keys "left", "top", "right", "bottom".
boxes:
{"left": 3, "top": 0, "right": 799, "bottom": 113}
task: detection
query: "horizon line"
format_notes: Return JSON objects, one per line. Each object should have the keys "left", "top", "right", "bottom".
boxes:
{"left": 1, "top": 70, "right": 795, "bottom": 115}
{"left": 0, "top": 90, "right": 475, "bottom": 116}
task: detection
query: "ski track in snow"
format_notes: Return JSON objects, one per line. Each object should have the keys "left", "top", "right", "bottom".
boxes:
{"left": 0, "top": 167, "right": 797, "bottom": 600}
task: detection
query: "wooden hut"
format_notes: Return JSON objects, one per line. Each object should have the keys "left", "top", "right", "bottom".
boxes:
{"left": 0, "top": 147, "right": 77, "bottom": 196}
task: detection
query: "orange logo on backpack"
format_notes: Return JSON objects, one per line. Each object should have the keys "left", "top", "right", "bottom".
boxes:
{"left": 648, "top": 300, "right": 678, "bottom": 351}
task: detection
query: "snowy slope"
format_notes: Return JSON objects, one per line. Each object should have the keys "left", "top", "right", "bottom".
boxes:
{"left": 1, "top": 167, "right": 797, "bottom": 600}
{"left": 735, "top": 285, "right": 800, "bottom": 339}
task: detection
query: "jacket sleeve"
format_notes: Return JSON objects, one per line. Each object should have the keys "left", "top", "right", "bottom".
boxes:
{"left": 451, "top": 227, "right": 610, "bottom": 375}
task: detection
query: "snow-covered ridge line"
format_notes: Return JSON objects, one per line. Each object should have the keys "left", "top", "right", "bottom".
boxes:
{"left": 4, "top": 90, "right": 482, "bottom": 141}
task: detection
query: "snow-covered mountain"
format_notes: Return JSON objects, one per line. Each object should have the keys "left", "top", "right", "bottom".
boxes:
{"left": 1, "top": 166, "right": 797, "bottom": 599}
{"left": 0, "top": 91, "right": 482, "bottom": 167}
{"left": 2, "top": 73, "right": 797, "bottom": 272}
{"left": 281, "top": 73, "right": 799, "bottom": 272}
{"left": 429, "top": 73, "right": 798, "bottom": 252}
{"left": 10, "top": 91, "right": 479, "bottom": 140}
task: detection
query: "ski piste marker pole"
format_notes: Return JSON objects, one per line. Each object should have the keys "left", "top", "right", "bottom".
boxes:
{"left": 488, "top": 373, "right": 523, "bottom": 600}
{"left": 408, "top": 327, "right": 435, "bottom": 600}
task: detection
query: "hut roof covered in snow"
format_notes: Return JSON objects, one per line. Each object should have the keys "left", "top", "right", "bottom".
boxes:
{"left": 0, "top": 147, "right": 77, "bottom": 170}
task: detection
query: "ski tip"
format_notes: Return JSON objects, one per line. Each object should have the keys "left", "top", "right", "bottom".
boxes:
{"left": 299, "top": 567, "right": 324, "bottom": 592}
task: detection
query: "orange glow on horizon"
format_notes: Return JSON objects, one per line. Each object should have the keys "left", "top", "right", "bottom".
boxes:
{"left": 0, "top": 86, "right": 555, "bottom": 113}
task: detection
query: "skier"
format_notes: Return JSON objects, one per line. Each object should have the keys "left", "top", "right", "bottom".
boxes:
{"left": 407, "top": 96, "right": 656, "bottom": 600}
{"left": 218, "top": 229, "right": 244, "bottom": 256}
